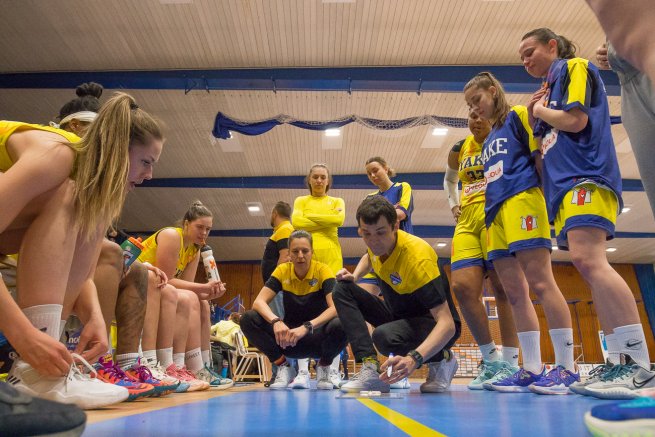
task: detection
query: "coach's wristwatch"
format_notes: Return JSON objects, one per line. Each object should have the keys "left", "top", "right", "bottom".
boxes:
{"left": 407, "top": 349, "right": 424, "bottom": 368}
{"left": 270, "top": 317, "right": 282, "bottom": 326}
{"left": 303, "top": 321, "right": 314, "bottom": 335}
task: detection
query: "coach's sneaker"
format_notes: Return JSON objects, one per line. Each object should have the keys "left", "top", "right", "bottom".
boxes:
{"left": 529, "top": 365, "right": 580, "bottom": 395}
{"left": 483, "top": 363, "right": 520, "bottom": 391}
{"left": 289, "top": 369, "right": 310, "bottom": 389}
{"left": 468, "top": 360, "right": 508, "bottom": 390}
{"left": 586, "top": 354, "right": 655, "bottom": 400}
{"left": 491, "top": 367, "right": 545, "bottom": 393}
{"left": 569, "top": 360, "right": 613, "bottom": 396}
{"left": 269, "top": 364, "right": 297, "bottom": 390}
{"left": 0, "top": 380, "right": 87, "bottom": 437}
{"left": 329, "top": 366, "right": 342, "bottom": 389}
{"left": 584, "top": 396, "right": 655, "bottom": 437}
{"left": 390, "top": 377, "right": 411, "bottom": 389}
{"left": 420, "top": 352, "right": 458, "bottom": 393}
{"left": 8, "top": 355, "right": 129, "bottom": 409}
{"left": 340, "top": 360, "right": 390, "bottom": 394}
{"left": 316, "top": 365, "right": 333, "bottom": 390}
{"left": 195, "top": 365, "right": 234, "bottom": 390}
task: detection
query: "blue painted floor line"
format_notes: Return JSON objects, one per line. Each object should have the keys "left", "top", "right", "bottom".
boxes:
{"left": 85, "top": 384, "right": 609, "bottom": 436}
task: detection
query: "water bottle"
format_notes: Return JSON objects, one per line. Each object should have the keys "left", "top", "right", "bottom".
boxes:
{"left": 200, "top": 245, "right": 221, "bottom": 282}
{"left": 221, "top": 359, "right": 229, "bottom": 378}
{"left": 120, "top": 237, "right": 144, "bottom": 269}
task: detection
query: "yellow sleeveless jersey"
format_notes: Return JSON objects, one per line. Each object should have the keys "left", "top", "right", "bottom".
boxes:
{"left": 455, "top": 135, "right": 486, "bottom": 208}
{"left": 137, "top": 227, "right": 199, "bottom": 278}
{"left": 0, "top": 121, "right": 80, "bottom": 172}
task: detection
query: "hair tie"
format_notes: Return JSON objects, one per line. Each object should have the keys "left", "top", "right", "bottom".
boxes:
{"left": 130, "top": 102, "right": 139, "bottom": 110}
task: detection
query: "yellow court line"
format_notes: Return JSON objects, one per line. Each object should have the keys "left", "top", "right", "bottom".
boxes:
{"left": 358, "top": 398, "right": 447, "bottom": 437}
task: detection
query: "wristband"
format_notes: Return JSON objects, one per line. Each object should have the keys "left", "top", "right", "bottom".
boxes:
{"left": 270, "top": 317, "right": 282, "bottom": 326}
{"left": 303, "top": 321, "right": 314, "bottom": 335}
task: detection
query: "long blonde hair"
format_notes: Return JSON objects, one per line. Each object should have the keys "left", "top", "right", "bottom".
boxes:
{"left": 463, "top": 72, "right": 511, "bottom": 129}
{"left": 72, "top": 92, "right": 163, "bottom": 239}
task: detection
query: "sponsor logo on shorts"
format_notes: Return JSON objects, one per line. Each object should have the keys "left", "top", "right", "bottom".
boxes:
{"left": 390, "top": 272, "right": 402, "bottom": 285}
{"left": 485, "top": 161, "right": 503, "bottom": 183}
{"left": 571, "top": 186, "right": 593, "bottom": 206}
{"left": 520, "top": 215, "right": 538, "bottom": 231}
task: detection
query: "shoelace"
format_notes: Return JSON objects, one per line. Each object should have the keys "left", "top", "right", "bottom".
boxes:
{"left": 589, "top": 363, "right": 611, "bottom": 378}
{"left": 600, "top": 364, "right": 633, "bottom": 382}
{"left": 132, "top": 364, "right": 158, "bottom": 383}
{"left": 66, "top": 353, "right": 98, "bottom": 387}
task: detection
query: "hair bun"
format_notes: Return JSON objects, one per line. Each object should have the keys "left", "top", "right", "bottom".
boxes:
{"left": 76, "top": 82, "right": 103, "bottom": 99}
{"left": 192, "top": 200, "right": 205, "bottom": 207}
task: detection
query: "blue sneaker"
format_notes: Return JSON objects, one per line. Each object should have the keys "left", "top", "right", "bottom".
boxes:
{"left": 492, "top": 367, "right": 545, "bottom": 393}
{"left": 529, "top": 365, "right": 580, "bottom": 395}
{"left": 584, "top": 396, "right": 655, "bottom": 437}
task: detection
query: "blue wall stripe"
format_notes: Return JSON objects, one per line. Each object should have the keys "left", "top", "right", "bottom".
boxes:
{"left": 634, "top": 264, "right": 655, "bottom": 337}
{"left": 128, "top": 226, "right": 655, "bottom": 240}
{"left": 0, "top": 66, "right": 621, "bottom": 96}
{"left": 139, "top": 173, "right": 645, "bottom": 192}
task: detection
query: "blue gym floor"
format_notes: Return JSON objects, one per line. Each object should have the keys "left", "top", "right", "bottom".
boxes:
{"left": 83, "top": 382, "right": 611, "bottom": 436}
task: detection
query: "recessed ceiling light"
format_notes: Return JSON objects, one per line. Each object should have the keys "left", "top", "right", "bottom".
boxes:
{"left": 552, "top": 246, "right": 559, "bottom": 251}
{"left": 245, "top": 202, "right": 264, "bottom": 216}
{"left": 436, "top": 242, "right": 447, "bottom": 248}
{"left": 622, "top": 207, "right": 631, "bottom": 213}
{"left": 432, "top": 128, "right": 448, "bottom": 136}
{"left": 325, "top": 128, "right": 341, "bottom": 137}
{"left": 606, "top": 247, "right": 617, "bottom": 253}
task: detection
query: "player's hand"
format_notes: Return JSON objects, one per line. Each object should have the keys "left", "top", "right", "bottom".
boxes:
{"left": 336, "top": 268, "right": 355, "bottom": 282}
{"left": 528, "top": 86, "right": 549, "bottom": 127}
{"left": 75, "top": 313, "right": 108, "bottom": 364}
{"left": 379, "top": 355, "right": 417, "bottom": 384}
{"left": 596, "top": 43, "right": 611, "bottom": 70}
{"left": 9, "top": 326, "right": 73, "bottom": 377}
{"left": 451, "top": 205, "right": 461, "bottom": 222}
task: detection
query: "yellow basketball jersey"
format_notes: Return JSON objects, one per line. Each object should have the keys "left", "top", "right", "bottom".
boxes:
{"left": 457, "top": 135, "right": 486, "bottom": 208}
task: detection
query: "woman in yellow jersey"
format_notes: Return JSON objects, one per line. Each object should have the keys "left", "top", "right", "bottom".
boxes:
{"left": 445, "top": 112, "right": 519, "bottom": 390}
{"left": 138, "top": 201, "right": 232, "bottom": 391}
{"left": 291, "top": 163, "right": 344, "bottom": 388}
{"left": 1, "top": 92, "right": 163, "bottom": 409}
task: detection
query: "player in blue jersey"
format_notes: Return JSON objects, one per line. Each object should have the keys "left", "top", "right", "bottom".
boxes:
{"left": 463, "top": 72, "right": 578, "bottom": 395}
{"left": 520, "top": 28, "right": 653, "bottom": 397}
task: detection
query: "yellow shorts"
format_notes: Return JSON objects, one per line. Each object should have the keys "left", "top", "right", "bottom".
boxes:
{"left": 553, "top": 182, "right": 618, "bottom": 250}
{"left": 451, "top": 202, "right": 492, "bottom": 271}
{"left": 487, "top": 187, "right": 552, "bottom": 261}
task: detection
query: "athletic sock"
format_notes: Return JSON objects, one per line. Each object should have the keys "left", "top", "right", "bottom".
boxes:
{"left": 157, "top": 347, "right": 174, "bottom": 368}
{"left": 142, "top": 349, "right": 157, "bottom": 366}
{"left": 502, "top": 346, "right": 520, "bottom": 367}
{"left": 185, "top": 348, "right": 203, "bottom": 372}
{"left": 116, "top": 353, "right": 140, "bottom": 370}
{"left": 173, "top": 352, "right": 185, "bottom": 368}
{"left": 479, "top": 342, "right": 501, "bottom": 362}
{"left": 549, "top": 328, "right": 575, "bottom": 371}
{"left": 614, "top": 324, "right": 651, "bottom": 369}
{"left": 22, "top": 304, "right": 63, "bottom": 340}
{"left": 605, "top": 333, "right": 619, "bottom": 364}
{"left": 517, "top": 331, "right": 542, "bottom": 374}
{"left": 201, "top": 349, "right": 210, "bottom": 367}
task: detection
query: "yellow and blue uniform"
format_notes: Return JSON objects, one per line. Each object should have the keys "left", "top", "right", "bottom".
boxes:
{"left": 369, "top": 230, "right": 460, "bottom": 323}
{"left": 450, "top": 135, "right": 491, "bottom": 271}
{"left": 261, "top": 220, "right": 294, "bottom": 282}
{"left": 292, "top": 195, "right": 345, "bottom": 275}
{"left": 483, "top": 106, "right": 551, "bottom": 261}
{"left": 138, "top": 227, "right": 199, "bottom": 278}
{"left": 535, "top": 58, "right": 622, "bottom": 249}
{"left": 366, "top": 182, "right": 414, "bottom": 233}
{"left": 265, "top": 259, "right": 336, "bottom": 328}
{"left": 0, "top": 121, "right": 80, "bottom": 171}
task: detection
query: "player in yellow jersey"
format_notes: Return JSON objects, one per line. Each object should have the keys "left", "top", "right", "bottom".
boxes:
{"left": 291, "top": 163, "right": 345, "bottom": 387}
{"left": 1, "top": 92, "right": 163, "bottom": 409}
{"left": 138, "top": 201, "right": 232, "bottom": 391}
{"left": 445, "top": 112, "right": 519, "bottom": 389}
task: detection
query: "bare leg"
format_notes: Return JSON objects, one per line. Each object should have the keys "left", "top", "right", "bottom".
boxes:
{"left": 155, "top": 284, "right": 178, "bottom": 349}
{"left": 141, "top": 271, "right": 162, "bottom": 352}
{"left": 452, "top": 266, "right": 492, "bottom": 345}
{"left": 115, "top": 262, "right": 148, "bottom": 356}
{"left": 487, "top": 270, "right": 519, "bottom": 348}
{"left": 93, "top": 240, "right": 123, "bottom": 340}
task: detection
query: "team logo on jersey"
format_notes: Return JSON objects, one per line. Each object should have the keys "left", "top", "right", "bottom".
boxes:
{"left": 389, "top": 272, "right": 402, "bottom": 285}
{"left": 542, "top": 129, "right": 558, "bottom": 156}
{"left": 309, "top": 278, "right": 318, "bottom": 287}
{"left": 571, "top": 186, "right": 593, "bottom": 205}
{"left": 485, "top": 161, "right": 504, "bottom": 183}
{"left": 520, "top": 215, "right": 538, "bottom": 231}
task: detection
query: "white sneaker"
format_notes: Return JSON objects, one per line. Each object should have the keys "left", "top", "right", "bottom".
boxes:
{"left": 340, "top": 361, "right": 390, "bottom": 393}
{"left": 7, "top": 355, "right": 129, "bottom": 409}
{"left": 586, "top": 355, "right": 655, "bottom": 400}
{"left": 289, "top": 369, "right": 310, "bottom": 389}
{"left": 390, "top": 377, "right": 411, "bottom": 389}
{"left": 420, "top": 352, "right": 458, "bottom": 393}
{"left": 269, "top": 365, "right": 297, "bottom": 390}
{"left": 329, "top": 366, "right": 342, "bottom": 389}
{"left": 316, "top": 366, "right": 333, "bottom": 390}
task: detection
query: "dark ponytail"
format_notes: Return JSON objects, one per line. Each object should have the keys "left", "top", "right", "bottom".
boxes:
{"left": 522, "top": 28, "right": 577, "bottom": 59}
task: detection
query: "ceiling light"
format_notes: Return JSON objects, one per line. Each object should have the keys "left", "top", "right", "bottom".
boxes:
{"left": 432, "top": 128, "right": 448, "bottom": 136}
{"left": 552, "top": 246, "right": 559, "bottom": 251}
{"left": 245, "top": 202, "right": 264, "bottom": 216}
{"left": 622, "top": 207, "right": 631, "bottom": 213}
{"left": 606, "top": 247, "right": 617, "bottom": 253}
{"left": 436, "top": 242, "right": 447, "bottom": 248}
{"left": 325, "top": 128, "right": 341, "bottom": 137}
